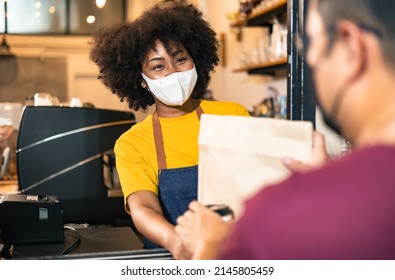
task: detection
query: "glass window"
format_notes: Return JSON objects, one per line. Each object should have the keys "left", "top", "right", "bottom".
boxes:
{"left": 7, "top": 0, "right": 67, "bottom": 34}
{"left": 0, "top": 0, "right": 125, "bottom": 35}
{"left": 1, "top": 1, "right": 5, "bottom": 33}
{"left": 69, "top": 0, "right": 125, "bottom": 35}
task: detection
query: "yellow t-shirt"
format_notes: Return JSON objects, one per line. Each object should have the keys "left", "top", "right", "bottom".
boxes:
{"left": 115, "top": 99, "right": 250, "bottom": 212}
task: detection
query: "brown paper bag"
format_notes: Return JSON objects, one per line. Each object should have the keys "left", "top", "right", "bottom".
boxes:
{"left": 198, "top": 114, "right": 313, "bottom": 218}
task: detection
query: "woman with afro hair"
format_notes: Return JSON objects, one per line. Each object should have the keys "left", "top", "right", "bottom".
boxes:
{"left": 89, "top": 0, "right": 249, "bottom": 259}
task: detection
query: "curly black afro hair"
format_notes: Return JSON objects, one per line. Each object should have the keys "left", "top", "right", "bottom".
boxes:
{"left": 89, "top": 0, "right": 219, "bottom": 111}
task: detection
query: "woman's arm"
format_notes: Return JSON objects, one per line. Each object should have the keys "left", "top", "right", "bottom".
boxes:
{"left": 127, "top": 190, "right": 191, "bottom": 259}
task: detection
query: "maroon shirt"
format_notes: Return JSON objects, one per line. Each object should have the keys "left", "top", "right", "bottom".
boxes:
{"left": 219, "top": 145, "right": 395, "bottom": 259}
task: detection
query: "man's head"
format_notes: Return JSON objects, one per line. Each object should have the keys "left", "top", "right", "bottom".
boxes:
{"left": 306, "top": 0, "right": 395, "bottom": 140}
{"left": 312, "top": 0, "right": 395, "bottom": 67}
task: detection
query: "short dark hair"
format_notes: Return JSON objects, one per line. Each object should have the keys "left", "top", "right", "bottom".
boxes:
{"left": 316, "top": 0, "right": 395, "bottom": 70}
{"left": 89, "top": 0, "right": 219, "bottom": 111}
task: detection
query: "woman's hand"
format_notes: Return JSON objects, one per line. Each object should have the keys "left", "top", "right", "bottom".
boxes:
{"left": 282, "top": 131, "right": 329, "bottom": 172}
{"left": 175, "top": 201, "right": 234, "bottom": 260}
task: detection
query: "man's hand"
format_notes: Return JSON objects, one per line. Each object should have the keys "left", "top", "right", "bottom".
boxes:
{"left": 175, "top": 201, "right": 234, "bottom": 260}
{"left": 282, "top": 131, "right": 329, "bottom": 172}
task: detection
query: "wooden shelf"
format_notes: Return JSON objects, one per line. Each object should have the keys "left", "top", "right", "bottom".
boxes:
{"left": 230, "top": 1, "right": 288, "bottom": 75}
{"left": 232, "top": 0, "right": 287, "bottom": 27}
{"left": 233, "top": 57, "right": 287, "bottom": 75}
{"left": 229, "top": 0, "right": 315, "bottom": 122}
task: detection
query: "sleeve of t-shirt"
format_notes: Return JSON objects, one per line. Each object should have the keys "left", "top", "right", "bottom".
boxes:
{"left": 235, "top": 103, "right": 251, "bottom": 117}
{"left": 114, "top": 138, "right": 159, "bottom": 213}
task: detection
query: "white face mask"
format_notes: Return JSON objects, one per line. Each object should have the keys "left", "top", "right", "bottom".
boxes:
{"left": 141, "top": 65, "right": 198, "bottom": 106}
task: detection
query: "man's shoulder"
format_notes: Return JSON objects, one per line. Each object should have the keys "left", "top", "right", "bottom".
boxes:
{"left": 246, "top": 146, "right": 395, "bottom": 211}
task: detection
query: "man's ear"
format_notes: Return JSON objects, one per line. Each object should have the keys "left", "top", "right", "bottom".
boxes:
{"left": 336, "top": 20, "right": 367, "bottom": 79}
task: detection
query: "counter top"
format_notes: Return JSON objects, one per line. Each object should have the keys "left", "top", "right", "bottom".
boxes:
{"left": 0, "top": 180, "right": 18, "bottom": 194}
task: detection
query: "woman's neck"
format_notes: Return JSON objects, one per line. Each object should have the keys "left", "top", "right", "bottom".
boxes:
{"left": 155, "top": 98, "right": 199, "bottom": 118}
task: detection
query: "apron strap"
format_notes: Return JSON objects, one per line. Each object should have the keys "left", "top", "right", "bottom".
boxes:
{"left": 152, "top": 111, "right": 167, "bottom": 170}
{"left": 153, "top": 103, "right": 204, "bottom": 170}
{"left": 195, "top": 105, "right": 203, "bottom": 120}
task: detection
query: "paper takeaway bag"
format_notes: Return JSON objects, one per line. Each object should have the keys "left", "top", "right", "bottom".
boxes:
{"left": 198, "top": 114, "right": 313, "bottom": 218}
